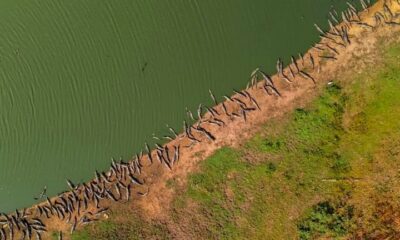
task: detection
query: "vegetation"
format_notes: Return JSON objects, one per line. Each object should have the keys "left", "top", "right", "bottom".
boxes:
{"left": 72, "top": 44, "right": 400, "bottom": 239}
{"left": 71, "top": 208, "right": 171, "bottom": 240}
{"left": 298, "top": 199, "right": 354, "bottom": 239}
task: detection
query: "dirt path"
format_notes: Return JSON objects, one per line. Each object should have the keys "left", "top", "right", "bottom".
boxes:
{"left": 2, "top": 1, "right": 400, "bottom": 240}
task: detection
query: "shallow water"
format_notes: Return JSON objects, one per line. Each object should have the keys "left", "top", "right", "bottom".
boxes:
{"left": 0, "top": 0, "right": 365, "bottom": 212}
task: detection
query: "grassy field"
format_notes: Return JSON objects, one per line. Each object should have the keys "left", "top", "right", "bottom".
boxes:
{"left": 71, "top": 43, "right": 400, "bottom": 240}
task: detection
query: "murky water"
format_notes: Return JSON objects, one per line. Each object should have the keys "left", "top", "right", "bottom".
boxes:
{"left": 0, "top": 0, "right": 366, "bottom": 212}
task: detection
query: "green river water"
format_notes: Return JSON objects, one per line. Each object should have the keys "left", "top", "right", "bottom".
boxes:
{"left": 0, "top": 0, "right": 364, "bottom": 212}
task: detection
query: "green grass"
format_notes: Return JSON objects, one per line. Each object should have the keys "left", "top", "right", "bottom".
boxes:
{"left": 72, "top": 43, "right": 400, "bottom": 239}
{"left": 297, "top": 44, "right": 400, "bottom": 239}
{"left": 168, "top": 80, "right": 348, "bottom": 239}
{"left": 50, "top": 231, "right": 61, "bottom": 240}
{"left": 72, "top": 209, "right": 171, "bottom": 240}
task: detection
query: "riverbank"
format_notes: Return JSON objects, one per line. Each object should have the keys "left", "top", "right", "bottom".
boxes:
{"left": 2, "top": 0, "right": 400, "bottom": 239}
{"left": 75, "top": 40, "right": 400, "bottom": 239}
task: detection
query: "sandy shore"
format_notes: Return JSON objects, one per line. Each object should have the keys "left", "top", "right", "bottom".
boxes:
{"left": 1, "top": 1, "right": 400, "bottom": 239}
